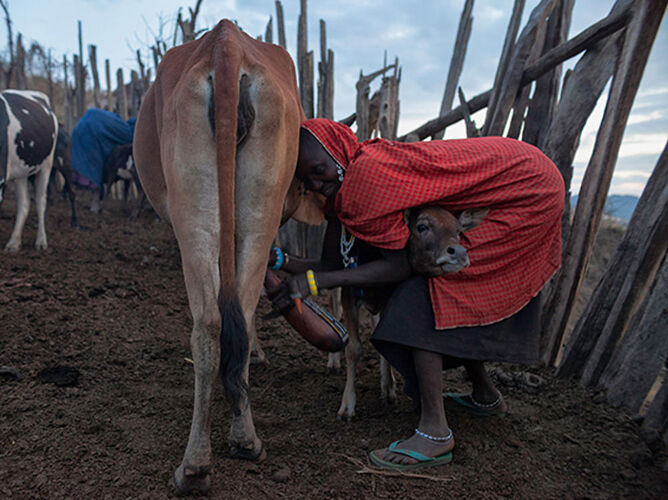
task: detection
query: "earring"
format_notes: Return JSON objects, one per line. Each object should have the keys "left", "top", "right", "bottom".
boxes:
{"left": 337, "top": 166, "right": 345, "bottom": 182}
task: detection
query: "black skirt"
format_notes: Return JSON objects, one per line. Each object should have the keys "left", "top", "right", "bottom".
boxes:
{"left": 371, "top": 275, "right": 541, "bottom": 402}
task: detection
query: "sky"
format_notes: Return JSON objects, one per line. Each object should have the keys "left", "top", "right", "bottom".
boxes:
{"left": 4, "top": 0, "right": 667, "bottom": 197}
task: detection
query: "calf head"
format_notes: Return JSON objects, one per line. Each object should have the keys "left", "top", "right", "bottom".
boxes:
{"left": 406, "top": 205, "right": 489, "bottom": 276}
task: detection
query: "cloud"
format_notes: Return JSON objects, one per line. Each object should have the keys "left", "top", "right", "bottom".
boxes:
{"left": 610, "top": 181, "right": 651, "bottom": 195}
{"left": 613, "top": 170, "right": 651, "bottom": 179}
{"left": 627, "top": 111, "right": 664, "bottom": 125}
{"left": 618, "top": 133, "right": 667, "bottom": 158}
{"left": 638, "top": 86, "right": 668, "bottom": 98}
{"left": 475, "top": 5, "right": 505, "bottom": 25}
{"left": 381, "top": 24, "right": 418, "bottom": 42}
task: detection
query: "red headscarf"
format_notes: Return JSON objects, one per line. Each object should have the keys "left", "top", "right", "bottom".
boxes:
{"left": 301, "top": 118, "right": 359, "bottom": 172}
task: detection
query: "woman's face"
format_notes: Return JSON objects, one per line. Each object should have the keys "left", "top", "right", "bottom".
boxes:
{"left": 295, "top": 129, "right": 342, "bottom": 199}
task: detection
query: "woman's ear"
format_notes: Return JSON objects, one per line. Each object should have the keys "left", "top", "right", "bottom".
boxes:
{"left": 459, "top": 207, "right": 489, "bottom": 232}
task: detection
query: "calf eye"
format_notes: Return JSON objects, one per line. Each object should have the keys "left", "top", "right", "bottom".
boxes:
{"left": 416, "top": 223, "right": 428, "bottom": 233}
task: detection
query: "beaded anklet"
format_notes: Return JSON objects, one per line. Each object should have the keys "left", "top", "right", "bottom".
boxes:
{"left": 414, "top": 427, "right": 453, "bottom": 442}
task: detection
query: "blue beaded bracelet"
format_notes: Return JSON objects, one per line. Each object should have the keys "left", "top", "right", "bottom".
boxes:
{"left": 270, "top": 247, "right": 284, "bottom": 270}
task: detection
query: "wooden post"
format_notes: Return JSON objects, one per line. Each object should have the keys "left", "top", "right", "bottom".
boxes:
{"left": 541, "top": 0, "right": 667, "bottom": 366}
{"left": 484, "top": 0, "right": 525, "bottom": 134}
{"left": 400, "top": 90, "right": 490, "bottom": 141}
{"left": 355, "top": 63, "right": 395, "bottom": 141}
{"left": 601, "top": 252, "right": 668, "bottom": 414}
{"left": 432, "top": 0, "right": 473, "bottom": 140}
{"left": 176, "top": 0, "right": 203, "bottom": 43}
{"left": 129, "top": 70, "right": 141, "bottom": 117}
{"left": 522, "top": 0, "right": 575, "bottom": 147}
{"left": 317, "top": 20, "right": 334, "bottom": 119}
{"left": 506, "top": 84, "right": 531, "bottom": 139}
{"left": 483, "top": 0, "right": 557, "bottom": 137}
{"left": 401, "top": 0, "right": 633, "bottom": 141}
{"left": 63, "top": 55, "right": 73, "bottom": 133}
{"left": 506, "top": 15, "right": 550, "bottom": 139}
{"left": 152, "top": 46, "right": 160, "bottom": 73}
{"left": 297, "top": 0, "right": 314, "bottom": 118}
{"left": 542, "top": 31, "right": 622, "bottom": 251}
{"left": 14, "top": 33, "right": 26, "bottom": 89}
{"left": 89, "top": 44, "right": 101, "bottom": 108}
{"left": 46, "top": 50, "right": 54, "bottom": 106}
{"left": 116, "top": 68, "right": 128, "bottom": 120}
{"left": 264, "top": 17, "right": 273, "bottom": 44}
{"left": 378, "top": 58, "right": 401, "bottom": 140}
{"left": 317, "top": 19, "right": 326, "bottom": 118}
{"left": 556, "top": 142, "right": 668, "bottom": 381}
{"left": 1, "top": 0, "right": 15, "bottom": 89}
{"left": 640, "top": 362, "right": 668, "bottom": 448}
{"left": 73, "top": 54, "right": 82, "bottom": 119}
{"left": 304, "top": 51, "right": 314, "bottom": 119}
{"left": 276, "top": 1, "right": 286, "bottom": 49}
{"left": 457, "top": 87, "right": 480, "bottom": 137}
{"left": 105, "top": 59, "right": 112, "bottom": 111}
{"left": 77, "top": 20, "right": 86, "bottom": 120}
{"left": 297, "top": 0, "right": 306, "bottom": 106}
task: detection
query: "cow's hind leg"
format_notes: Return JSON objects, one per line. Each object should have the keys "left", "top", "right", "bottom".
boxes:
{"left": 171, "top": 228, "right": 222, "bottom": 494}
{"left": 5, "top": 177, "right": 29, "bottom": 252}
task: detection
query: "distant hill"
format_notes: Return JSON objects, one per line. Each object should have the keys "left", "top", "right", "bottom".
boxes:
{"left": 571, "top": 194, "right": 639, "bottom": 222}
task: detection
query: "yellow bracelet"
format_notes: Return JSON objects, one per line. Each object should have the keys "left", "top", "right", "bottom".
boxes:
{"left": 306, "top": 269, "right": 318, "bottom": 296}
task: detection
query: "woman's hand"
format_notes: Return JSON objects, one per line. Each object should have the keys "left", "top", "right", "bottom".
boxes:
{"left": 266, "top": 273, "right": 311, "bottom": 311}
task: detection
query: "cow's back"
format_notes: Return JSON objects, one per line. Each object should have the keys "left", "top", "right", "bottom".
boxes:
{"left": 0, "top": 90, "right": 57, "bottom": 184}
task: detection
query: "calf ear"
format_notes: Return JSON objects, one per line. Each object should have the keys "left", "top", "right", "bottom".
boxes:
{"left": 459, "top": 207, "right": 489, "bottom": 232}
{"left": 402, "top": 208, "right": 412, "bottom": 227}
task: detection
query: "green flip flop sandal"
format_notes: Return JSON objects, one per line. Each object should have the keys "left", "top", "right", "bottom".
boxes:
{"left": 444, "top": 392, "right": 506, "bottom": 417}
{"left": 369, "top": 440, "right": 453, "bottom": 471}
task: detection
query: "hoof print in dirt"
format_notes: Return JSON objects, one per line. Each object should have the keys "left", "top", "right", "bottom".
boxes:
{"left": 489, "top": 367, "right": 544, "bottom": 393}
{"left": 37, "top": 366, "right": 81, "bottom": 387}
{"left": 88, "top": 286, "right": 106, "bottom": 298}
{"left": 271, "top": 466, "right": 290, "bottom": 483}
{"left": 0, "top": 365, "right": 20, "bottom": 381}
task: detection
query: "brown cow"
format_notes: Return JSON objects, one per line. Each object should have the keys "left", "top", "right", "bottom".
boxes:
{"left": 328, "top": 205, "right": 488, "bottom": 421}
{"left": 133, "top": 20, "right": 304, "bottom": 494}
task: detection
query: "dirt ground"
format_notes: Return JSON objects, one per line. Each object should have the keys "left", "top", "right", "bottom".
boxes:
{"left": 1, "top": 193, "right": 666, "bottom": 499}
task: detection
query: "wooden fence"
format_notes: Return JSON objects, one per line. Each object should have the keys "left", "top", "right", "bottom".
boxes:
{"left": 2, "top": 0, "right": 666, "bottom": 451}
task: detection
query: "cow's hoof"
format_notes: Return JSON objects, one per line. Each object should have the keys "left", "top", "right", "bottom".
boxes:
{"left": 35, "top": 241, "right": 47, "bottom": 251}
{"left": 4, "top": 243, "right": 19, "bottom": 253}
{"left": 336, "top": 410, "right": 355, "bottom": 423}
{"left": 230, "top": 442, "right": 266, "bottom": 462}
{"left": 173, "top": 463, "right": 211, "bottom": 496}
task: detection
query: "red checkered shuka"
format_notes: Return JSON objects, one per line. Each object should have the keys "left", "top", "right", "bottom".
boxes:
{"left": 301, "top": 118, "right": 565, "bottom": 329}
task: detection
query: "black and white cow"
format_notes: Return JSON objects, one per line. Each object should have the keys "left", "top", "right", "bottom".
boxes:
{"left": 0, "top": 90, "right": 58, "bottom": 252}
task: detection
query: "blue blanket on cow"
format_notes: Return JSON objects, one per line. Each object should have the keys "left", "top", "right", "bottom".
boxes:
{"left": 71, "top": 108, "right": 136, "bottom": 189}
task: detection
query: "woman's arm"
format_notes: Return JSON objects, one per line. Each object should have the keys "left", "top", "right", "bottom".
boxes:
{"left": 267, "top": 248, "right": 412, "bottom": 311}
{"left": 316, "top": 248, "right": 411, "bottom": 289}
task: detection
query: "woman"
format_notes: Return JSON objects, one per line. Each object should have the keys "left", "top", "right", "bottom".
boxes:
{"left": 268, "top": 118, "right": 564, "bottom": 470}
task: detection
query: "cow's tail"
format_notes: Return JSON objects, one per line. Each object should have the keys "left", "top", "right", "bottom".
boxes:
{"left": 212, "top": 32, "right": 248, "bottom": 416}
